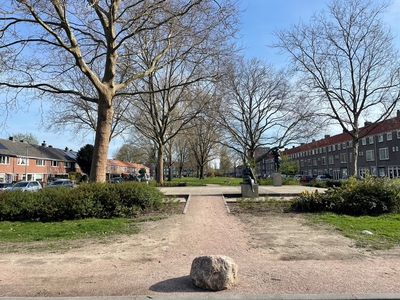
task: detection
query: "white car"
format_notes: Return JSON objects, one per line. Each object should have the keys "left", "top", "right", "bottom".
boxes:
{"left": 315, "top": 175, "right": 327, "bottom": 181}
{"left": 10, "top": 181, "right": 42, "bottom": 192}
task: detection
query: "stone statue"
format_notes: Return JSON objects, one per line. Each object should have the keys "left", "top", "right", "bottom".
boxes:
{"left": 272, "top": 148, "right": 282, "bottom": 172}
{"left": 242, "top": 162, "right": 256, "bottom": 192}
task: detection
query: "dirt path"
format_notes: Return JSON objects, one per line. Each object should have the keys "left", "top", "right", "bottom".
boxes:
{"left": 0, "top": 195, "right": 399, "bottom": 297}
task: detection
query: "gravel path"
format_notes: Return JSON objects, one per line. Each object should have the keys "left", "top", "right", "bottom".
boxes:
{"left": 0, "top": 194, "right": 399, "bottom": 297}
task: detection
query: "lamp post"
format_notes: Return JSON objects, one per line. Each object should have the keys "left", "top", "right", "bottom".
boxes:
{"left": 25, "top": 147, "right": 28, "bottom": 181}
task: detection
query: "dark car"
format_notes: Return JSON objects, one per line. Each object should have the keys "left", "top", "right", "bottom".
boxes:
{"left": 47, "top": 179, "right": 74, "bottom": 188}
{"left": 0, "top": 183, "right": 12, "bottom": 191}
{"left": 300, "top": 175, "right": 315, "bottom": 183}
{"left": 111, "top": 177, "right": 124, "bottom": 183}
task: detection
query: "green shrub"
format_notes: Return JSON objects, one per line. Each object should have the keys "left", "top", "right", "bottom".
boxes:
{"left": 0, "top": 182, "right": 166, "bottom": 222}
{"left": 292, "top": 176, "right": 400, "bottom": 216}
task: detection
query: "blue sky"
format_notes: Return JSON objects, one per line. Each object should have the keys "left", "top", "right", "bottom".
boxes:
{"left": 4, "top": 0, "right": 400, "bottom": 156}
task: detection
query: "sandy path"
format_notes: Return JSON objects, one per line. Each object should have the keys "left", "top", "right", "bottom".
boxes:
{"left": 0, "top": 195, "right": 399, "bottom": 297}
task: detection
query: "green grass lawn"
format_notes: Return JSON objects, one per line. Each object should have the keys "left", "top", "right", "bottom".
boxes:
{"left": 311, "top": 213, "right": 400, "bottom": 250}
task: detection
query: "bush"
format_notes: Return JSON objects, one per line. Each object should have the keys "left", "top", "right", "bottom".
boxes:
{"left": 0, "top": 182, "right": 167, "bottom": 222}
{"left": 292, "top": 176, "right": 400, "bottom": 216}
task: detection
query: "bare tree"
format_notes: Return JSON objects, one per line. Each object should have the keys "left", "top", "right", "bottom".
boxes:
{"left": 112, "top": 144, "right": 147, "bottom": 163}
{"left": 0, "top": 0, "right": 237, "bottom": 182}
{"left": 274, "top": 0, "right": 400, "bottom": 176}
{"left": 189, "top": 114, "right": 221, "bottom": 179}
{"left": 218, "top": 57, "right": 317, "bottom": 167}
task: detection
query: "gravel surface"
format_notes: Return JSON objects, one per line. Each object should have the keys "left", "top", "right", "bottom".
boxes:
{"left": 0, "top": 194, "right": 399, "bottom": 297}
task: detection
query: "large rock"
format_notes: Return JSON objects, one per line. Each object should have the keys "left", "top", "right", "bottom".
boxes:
{"left": 190, "top": 255, "right": 238, "bottom": 291}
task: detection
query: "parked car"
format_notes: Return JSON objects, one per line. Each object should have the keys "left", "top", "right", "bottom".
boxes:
{"left": 9, "top": 181, "right": 42, "bottom": 192}
{"left": 299, "top": 175, "right": 315, "bottom": 183}
{"left": 315, "top": 175, "right": 327, "bottom": 181}
{"left": 0, "top": 183, "right": 12, "bottom": 191}
{"left": 47, "top": 179, "right": 74, "bottom": 188}
{"left": 111, "top": 177, "right": 124, "bottom": 183}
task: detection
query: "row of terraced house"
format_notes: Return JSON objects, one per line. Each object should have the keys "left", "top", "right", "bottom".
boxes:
{"left": 257, "top": 111, "right": 400, "bottom": 179}
{"left": 0, "top": 137, "right": 149, "bottom": 184}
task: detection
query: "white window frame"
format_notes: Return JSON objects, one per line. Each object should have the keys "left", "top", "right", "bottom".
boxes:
{"left": 51, "top": 161, "right": 59, "bottom": 167}
{"left": 17, "top": 157, "right": 29, "bottom": 165}
{"left": 379, "top": 148, "right": 389, "bottom": 160}
{"left": 361, "top": 138, "right": 366, "bottom": 145}
{"left": 366, "top": 150, "right": 374, "bottom": 161}
{"left": 369, "top": 136, "right": 374, "bottom": 144}
{"left": 0, "top": 155, "right": 10, "bottom": 164}
{"left": 387, "top": 132, "right": 392, "bottom": 141}
{"left": 36, "top": 159, "right": 45, "bottom": 166}
{"left": 378, "top": 134, "right": 383, "bottom": 142}
{"left": 340, "top": 153, "right": 346, "bottom": 163}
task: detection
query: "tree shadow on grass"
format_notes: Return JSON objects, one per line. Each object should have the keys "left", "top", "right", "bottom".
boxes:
{"left": 149, "top": 275, "right": 210, "bottom": 293}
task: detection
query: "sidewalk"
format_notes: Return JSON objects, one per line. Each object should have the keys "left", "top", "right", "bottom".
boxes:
{"left": 158, "top": 184, "right": 326, "bottom": 198}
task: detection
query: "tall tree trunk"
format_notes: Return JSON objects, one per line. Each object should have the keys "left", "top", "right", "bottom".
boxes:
{"left": 156, "top": 144, "right": 165, "bottom": 185}
{"left": 90, "top": 96, "right": 113, "bottom": 182}
{"left": 199, "top": 164, "right": 204, "bottom": 179}
{"left": 352, "top": 137, "right": 359, "bottom": 177}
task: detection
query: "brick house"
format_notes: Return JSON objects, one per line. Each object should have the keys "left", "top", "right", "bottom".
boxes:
{"left": 106, "top": 159, "right": 150, "bottom": 180}
{"left": 257, "top": 112, "right": 400, "bottom": 179}
{"left": 0, "top": 137, "right": 80, "bottom": 183}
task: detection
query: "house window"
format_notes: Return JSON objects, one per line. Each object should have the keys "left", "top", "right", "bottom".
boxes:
{"left": 379, "top": 148, "right": 389, "bottom": 160}
{"left": 323, "top": 147, "right": 326, "bottom": 153}
{"left": 328, "top": 156, "right": 334, "bottom": 164}
{"left": 338, "top": 144, "right": 341, "bottom": 150}
{"left": 322, "top": 157, "right": 326, "bottom": 165}
{"left": 397, "top": 131, "right": 400, "bottom": 139}
{"left": 340, "top": 153, "right": 346, "bottom": 163}
{"left": 300, "top": 160, "right": 304, "bottom": 167}
{"left": 308, "top": 159, "right": 311, "bottom": 166}
{"left": 366, "top": 150, "right": 374, "bottom": 161}
{"left": 36, "top": 159, "right": 45, "bottom": 166}
{"left": 328, "top": 146, "right": 331, "bottom": 152}
{"left": 361, "top": 138, "right": 366, "bottom": 145}
{"left": 313, "top": 159, "right": 317, "bottom": 166}
{"left": 369, "top": 136, "right": 374, "bottom": 144}
{"left": 387, "top": 132, "right": 392, "bottom": 141}
{"left": 0, "top": 156, "right": 10, "bottom": 164}
{"left": 332, "top": 144, "right": 336, "bottom": 151}
{"left": 65, "top": 162, "right": 71, "bottom": 168}
{"left": 378, "top": 134, "right": 383, "bottom": 142}
{"left": 51, "top": 161, "right": 59, "bottom": 167}
{"left": 17, "top": 157, "right": 28, "bottom": 165}
{"left": 342, "top": 143, "right": 346, "bottom": 149}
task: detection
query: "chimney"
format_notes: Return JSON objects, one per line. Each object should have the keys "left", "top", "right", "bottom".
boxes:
{"left": 49, "top": 145, "right": 53, "bottom": 148}
{"left": 19, "top": 139, "right": 24, "bottom": 143}
{"left": 65, "top": 147, "right": 69, "bottom": 151}
{"left": 312, "top": 139, "right": 315, "bottom": 142}
{"left": 42, "top": 141, "right": 47, "bottom": 147}
{"left": 397, "top": 110, "right": 400, "bottom": 118}
{"left": 324, "top": 135, "right": 330, "bottom": 139}
{"left": 9, "top": 136, "right": 15, "bottom": 142}
{"left": 364, "top": 121, "right": 372, "bottom": 127}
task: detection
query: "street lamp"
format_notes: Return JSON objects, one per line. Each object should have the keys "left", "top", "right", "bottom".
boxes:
{"left": 25, "top": 147, "right": 28, "bottom": 181}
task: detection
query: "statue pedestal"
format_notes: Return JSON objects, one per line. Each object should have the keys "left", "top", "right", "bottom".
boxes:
{"left": 273, "top": 173, "right": 282, "bottom": 186}
{"left": 240, "top": 183, "right": 259, "bottom": 198}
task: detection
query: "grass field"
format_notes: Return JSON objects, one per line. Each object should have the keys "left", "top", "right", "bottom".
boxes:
{"left": 312, "top": 212, "right": 400, "bottom": 250}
